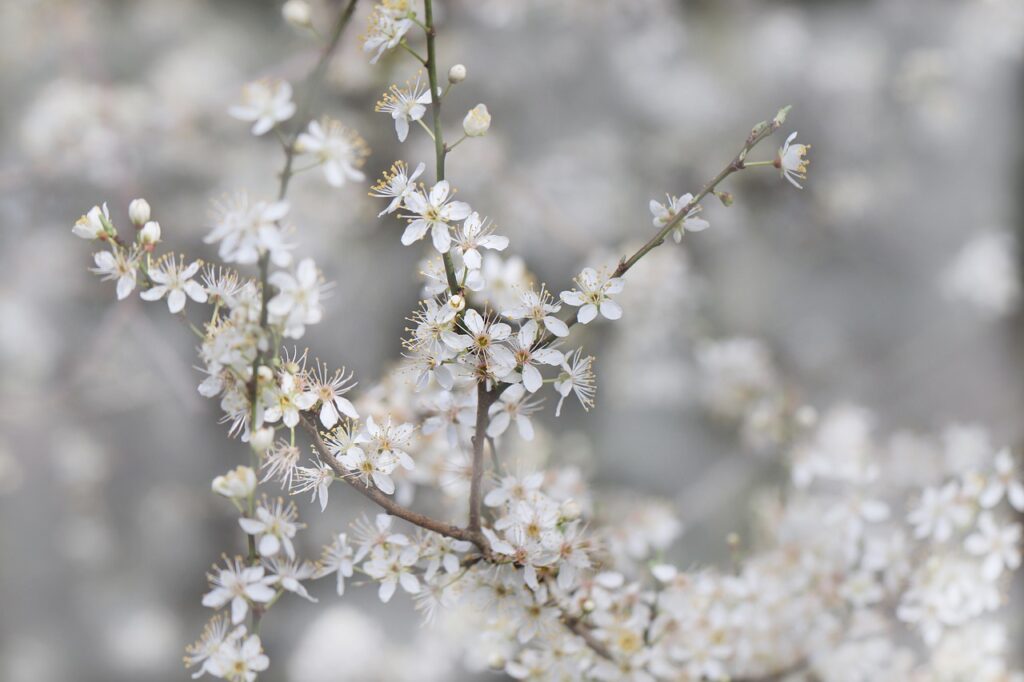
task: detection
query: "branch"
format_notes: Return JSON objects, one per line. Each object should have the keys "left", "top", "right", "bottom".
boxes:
{"left": 248, "top": 0, "right": 360, "bottom": 437}
{"left": 422, "top": 0, "right": 461, "bottom": 294}
{"left": 467, "top": 381, "right": 497, "bottom": 533}
{"left": 299, "top": 414, "right": 484, "bottom": 547}
{"left": 530, "top": 110, "right": 788, "bottom": 350}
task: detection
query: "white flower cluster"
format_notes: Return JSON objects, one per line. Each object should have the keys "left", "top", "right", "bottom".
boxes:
{"left": 78, "top": 2, "right": 1024, "bottom": 681}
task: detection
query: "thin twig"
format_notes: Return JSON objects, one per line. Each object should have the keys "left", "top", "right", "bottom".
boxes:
{"left": 299, "top": 414, "right": 485, "bottom": 548}
{"left": 529, "top": 111, "right": 787, "bottom": 351}
{"left": 467, "top": 381, "right": 497, "bottom": 533}
{"left": 422, "top": 0, "right": 461, "bottom": 294}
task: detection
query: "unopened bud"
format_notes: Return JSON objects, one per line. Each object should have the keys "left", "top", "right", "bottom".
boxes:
{"left": 560, "top": 498, "right": 582, "bottom": 522}
{"left": 772, "top": 105, "right": 792, "bottom": 129}
{"left": 139, "top": 221, "right": 161, "bottom": 250}
{"left": 212, "top": 465, "right": 257, "bottom": 499}
{"left": 282, "top": 0, "right": 312, "bottom": 28}
{"left": 251, "top": 427, "right": 275, "bottom": 453}
{"left": 582, "top": 598, "right": 596, "bottom": 613}
{"left": 749, "top": 120, "right": 769, "bottom": 142}
{"left": 129, "top": 198, "right": 151, "bottom": 226}
{"left": 487, "top": 654, "right": 506, "bottom": 671}
{"left": 257, "top": 365, "right": 274, "bottom": 383}
{"left": 448, "top": 64, "right": 467, "bottom": 84}
{"left": 463, "top": 104, "right": 491, "bottom": 137}
{"left": 448, "top": 293, "right": 466, "bottom": 312}
{"left": 715, "top": 190, "right": 734, "bottom": 207}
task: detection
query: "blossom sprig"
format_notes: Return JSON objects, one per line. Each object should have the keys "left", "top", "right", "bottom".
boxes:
{"left": 67, "top": 0, "right": 875, "bottom": 677}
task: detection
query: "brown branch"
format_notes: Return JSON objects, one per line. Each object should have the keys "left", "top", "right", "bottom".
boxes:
{"left": 299, "top": 414, "right": 484, "bottom": 547}
{"left": 528, "top": 109, "right": 788, "bottom": 352}
{"left": 467, "top": 380, "right": 498, "bottom": 533}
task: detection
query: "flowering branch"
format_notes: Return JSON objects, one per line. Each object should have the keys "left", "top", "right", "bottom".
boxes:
{"left": 299, "top": 414, "right": 483, "bottom": 547}
{"left": 467, "top": 382, "right": 497, "bottom": 533}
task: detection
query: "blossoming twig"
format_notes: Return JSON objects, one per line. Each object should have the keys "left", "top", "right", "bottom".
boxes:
{"left": 299, "top": 414, "right": 484, "bottom": 548}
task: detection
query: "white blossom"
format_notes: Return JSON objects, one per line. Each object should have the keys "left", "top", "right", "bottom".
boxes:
{"left": 559, "top": 267, "right": 625, "bottom": 324}
{"left": 140, "top": 256, "right": 208, "bottom": 313}
{"left": 371, "top": 160, "right": 425, "bottom": 216}
{"left": 776, "top": 131, "right": 811, "bottom": 189}
{"left": 401, "top": 180, "right": 472, "bottom": 253}
{"left": 90, "top": 247, "right": 138, "bottom": 300}
{"left": 267, "top": 258, "right": 324, "bottom": 338}
{"left": 228, "top": 78, "right": 296, "bottom": 135}
{"left": 649, "top": 192, "right": 709, "bottom": 242}
{"left": 202, "top": 557, "right": 277, "bottom": 625}
{"left": 295, "top": 117, "right": 368, "bottom": 188}
{"left": 375, "top": 76, "right": 432, "bottom": 142}
{"left": 964, "top": 512, "right": 1022, "bottom": 580}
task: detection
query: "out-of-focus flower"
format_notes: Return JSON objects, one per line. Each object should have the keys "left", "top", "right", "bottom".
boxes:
{"left": 268, "top": 258, "right": 324, "bottom": 339}
{"left": 90, "top": 248, "right": 139, "bottom": 300}
{"left": 295, "top": 117, "right": 369, "bottom": 187}
{"left": 282, "top": 0, "right": 313, "bottom": 28}
{"left": 206, "top": 194, "right": 293, "bottom": 267}
{"left": 942, "top": 231, "right": 1021, "bottom": 316}
{"left": 212, "top": 466, "right": 257, "bottom": 500}
{"left": 229, "top": 79, "right": 296, "bottom": 136}
{"left": 202, "top": 557, "right": 277, "bottom": 624}
{"left": 964, "top": 512, "right": 1022, "bottom": 580}
{"left": 363, "top": 2, "right": 416, "bottom": 64}
{"left": 463, "top": 104, "right": 491, "bottom": 137}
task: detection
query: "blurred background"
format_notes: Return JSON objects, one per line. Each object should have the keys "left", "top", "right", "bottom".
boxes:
{"left": 1, "top": 0, "right": 1023, "bottom": 679}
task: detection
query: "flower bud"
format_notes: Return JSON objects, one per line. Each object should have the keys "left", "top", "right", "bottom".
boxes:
{"left": 448, "top": 293, "right": 466, "bottom": 312}
{"left": 582, "top": 598, "right": 596, "bottom": 613}
{"left": 487, "top": 654, "right": 506, "bottom": 671}
{"left": 251, "top": 427, "right": 275, "bottom": 453}
{"left": 282, "top": 0, "right": 312, "bottom": 28}
{"left": 448, "top": 63, "right": 467, "bottom": 84}
{"left": 773, "top": 105, "right": 792, "bottom": 129}
{"left": 212, "top": 465, "right": 257, "bottom": 499}
{"left": 257, "top": 365, "right": 274, "bottom": 383}
{"left": 139, "top": 221, "right": 161, "bottom": 251}
{"left": 560, "top": 498, "right": 582, "bottom": 522}
{"left": 715, "top": 190, "right": 734, "bottom": 207}
{"left": 128, "top": 198, "right": 151, "bottom": 227}
{"left": 462, "top": 104, "right": 491, "bottom": 137}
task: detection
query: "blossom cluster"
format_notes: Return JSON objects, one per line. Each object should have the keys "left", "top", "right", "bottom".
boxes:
{"left": 68, "top": 1, "right": 1024, "bottom": 681}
